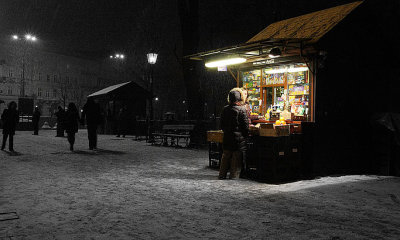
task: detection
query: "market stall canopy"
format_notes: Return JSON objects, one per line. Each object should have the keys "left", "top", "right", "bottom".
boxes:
{"left": 247, "top": 1, "right": 362, "bottom": 44}
{"left": 187, "top": 1, "right": 362, "bottom": 61}
{"left": 87, "top": 81, "right": 150, "bottom": 100}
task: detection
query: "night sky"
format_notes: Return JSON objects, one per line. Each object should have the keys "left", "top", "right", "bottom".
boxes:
{"left": 0, "top": 0, "right": 355, "bottom": 59}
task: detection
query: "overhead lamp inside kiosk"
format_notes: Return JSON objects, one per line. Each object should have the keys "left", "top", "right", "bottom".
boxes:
{"left": 205, "top": 57, "right": 246, "bottom": 68}
{"left": 268, "top": 47, "right": 282, "bottom": 58}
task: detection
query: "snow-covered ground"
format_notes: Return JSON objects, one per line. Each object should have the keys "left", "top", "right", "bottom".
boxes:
{"left": 1, "top": 131, "right": 399, "bottom": 239}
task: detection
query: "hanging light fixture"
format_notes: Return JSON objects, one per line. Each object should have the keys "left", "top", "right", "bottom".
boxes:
{"left": 205, "top": 57, "right": 246, "bottom": 68}
{"left": 268, "top": 47, "right": 282, "bottom": 58}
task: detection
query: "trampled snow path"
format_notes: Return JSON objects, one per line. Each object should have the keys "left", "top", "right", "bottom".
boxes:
{"left": 1, "top": 131, "right": 400, "bottom": 239}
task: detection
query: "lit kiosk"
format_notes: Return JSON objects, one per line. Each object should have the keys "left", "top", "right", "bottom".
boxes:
{"left": 187, "top": 2, "right": 363, "bottom": 182}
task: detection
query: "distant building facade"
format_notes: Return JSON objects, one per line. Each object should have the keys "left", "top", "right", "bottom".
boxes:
{"left": 0, "top": 40, "right": 124, "bottom": 116}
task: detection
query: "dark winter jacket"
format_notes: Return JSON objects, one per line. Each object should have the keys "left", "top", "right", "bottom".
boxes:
{"left": 220, "top": 91, "right": 249, "bottom": 151}
{"left": 1, "top": 109, "right": 19, "bottom": 135}
{"left": 32, "top": 110, "right": 41, "bottom": 125}
{"left": 81, "top": 99, "right": 102, "bottom": 126}
{"left": 55, "top": 109, "right": 66, "bottom": 126}
{"left": 65, "top": 109, "right": 80, "bottom": 133}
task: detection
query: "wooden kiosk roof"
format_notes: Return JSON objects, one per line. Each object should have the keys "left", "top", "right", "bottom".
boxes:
{"left": 187, "top": 1, "right": 363, "bottom": 61}
{"left": 247, "top": 1, "right": 362, "bottom": 44}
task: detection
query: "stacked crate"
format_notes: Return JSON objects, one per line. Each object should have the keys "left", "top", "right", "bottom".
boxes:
{"left": 252, "top": 135, "right": 302, "bottom": 183}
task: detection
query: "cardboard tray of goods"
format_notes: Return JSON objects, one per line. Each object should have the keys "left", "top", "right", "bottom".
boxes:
{"left": 207, "top": 130, "right": 224, "bottom": 143}
{"left": 259, "top": 123, "right": 290, "bottom": 137}
{"left": 249, "top": 125, "right": 260, "bottom": 135}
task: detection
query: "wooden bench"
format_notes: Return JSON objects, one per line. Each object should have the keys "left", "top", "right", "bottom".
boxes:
{"left": 152, "top": 125, "right": 195, "bottom": 147}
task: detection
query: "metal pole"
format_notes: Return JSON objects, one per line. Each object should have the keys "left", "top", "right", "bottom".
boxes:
{"left": 148, "top": 65, "right": 154, "bottom": 142}
{"left": 21, "top": 60, "right": 25, "bottom": 97}
{"left": 150, "top": 65, "right": 154, "bottom": 121}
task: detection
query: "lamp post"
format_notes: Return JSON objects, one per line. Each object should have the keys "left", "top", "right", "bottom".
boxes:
{"left": 147, "top": 53, "right": 157, "bottom": 142}
{"left": 11, "top": 34, "right": 38, "bottom": 97}
{"left": 147, "top": 53, "right": 158, "bottom": 120}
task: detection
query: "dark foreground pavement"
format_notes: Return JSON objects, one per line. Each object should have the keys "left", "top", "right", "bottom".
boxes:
{"left": 1, "top": 131, "right": 400, "bottom": 239}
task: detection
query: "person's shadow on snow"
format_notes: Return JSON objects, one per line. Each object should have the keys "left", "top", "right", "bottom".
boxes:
{"left": 1, "top": 150, "right": 23, "bottom": 156}
{"left": 72, "top": 149, "right": 126, "bottom": 155}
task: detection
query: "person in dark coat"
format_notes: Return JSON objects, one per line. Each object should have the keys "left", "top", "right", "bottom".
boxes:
{"left": 65, "top": 103, "right": 80, "bottom": 151}
{"left": 55, "top": 106, "right": 66, "bottom": 137}
{"left": 81, "top": 98, "right": 102, "bottom": 150}
{"left": 1, "top": 101, "right": 19, "bottom": 152}
{"left": 116, "top": 106, "right": 129, "bottom": 138}
{"left": 219, "top": 89, "right": 249, "bottom": 180}
{"left": 32, "top": 106, "right": 41, "bottom": 135}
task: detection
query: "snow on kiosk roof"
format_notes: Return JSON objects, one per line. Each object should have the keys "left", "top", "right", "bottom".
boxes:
{"left": 87, "top": 81, "right": 150, "bottom": 100}
{"left": 88, "top": 81, "right": 131, "bottom": 98}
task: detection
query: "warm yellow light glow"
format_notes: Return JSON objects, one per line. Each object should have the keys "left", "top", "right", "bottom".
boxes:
{"left": 264, "top": 67, "right": 309, "bottom": 74}
{"left": 287, "top": 67, "right": 308, "bottom": 73}
{"left": 205, "top": 57, "right": 246, "bottom": 68}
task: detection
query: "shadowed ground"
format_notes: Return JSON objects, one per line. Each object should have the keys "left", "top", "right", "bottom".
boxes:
{"left": 1, "top": 131, "right": 400, "bottom": 239}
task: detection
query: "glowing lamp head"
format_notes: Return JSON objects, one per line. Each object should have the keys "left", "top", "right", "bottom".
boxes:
{"left": 25, "top": 34, "right": 32, "bottom": 40}
{"left": 12, "top": 35, "right": 19, "bottom": 40}
{"left": 120, "top": 54, "right": 125, "bottom": 59}
{"left": 31, "top": 36, "right": 37, "bottom": 41}
{"left": 147, "top": 53, "right": 158, "bottom": 64}
{"left": 205, "top": 57, "right": 246, "bottom": 68}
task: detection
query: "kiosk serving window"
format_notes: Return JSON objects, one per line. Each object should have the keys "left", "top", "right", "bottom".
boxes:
{"left": 241, "top": 63, "right": 313, "bottom": 121}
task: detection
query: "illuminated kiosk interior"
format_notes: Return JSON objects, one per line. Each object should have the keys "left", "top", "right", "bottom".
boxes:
{"left": 241, "top": 63, "right": 313, "bottom": 122}
{"left": 203, "top": 51, "right": 315, "bottom": 122}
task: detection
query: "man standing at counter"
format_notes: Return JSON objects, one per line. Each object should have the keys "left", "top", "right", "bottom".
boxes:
{"left": 219, "top": 89, "right": 249, "bottom": 180}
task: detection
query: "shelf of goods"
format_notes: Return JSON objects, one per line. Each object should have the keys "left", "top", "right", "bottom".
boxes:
{"left": 243, "top": 70, "right": 261, "bottom": 113}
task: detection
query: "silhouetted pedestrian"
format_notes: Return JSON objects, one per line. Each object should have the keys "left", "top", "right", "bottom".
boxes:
{"left": 1, "top": 101, "right": 19, "bottom": 152}
{"left": 116, "top": 106, "right": 129, "bottom": 137}
{"left": 65, "top": 103, "right": 80, "bottom": 151}
{"left": 81, "top": 98, "right": 102, "bottom": 150}
{"left": 32, "top": 106, "right": 41, "bottom": 135}
{"left": 55, "top": 106, "right": 66, "bottom": 137}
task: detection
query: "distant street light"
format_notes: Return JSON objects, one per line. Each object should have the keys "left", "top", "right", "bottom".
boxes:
{"left": 110, "top": 53, "right": 125, "bottom": 60}
{"left": 11, "top": 33, "right": 38, "bottom": 97}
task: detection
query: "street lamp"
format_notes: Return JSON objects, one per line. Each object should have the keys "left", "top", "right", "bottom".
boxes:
{"left": 11, "top": 33, "right": 38, "bottom": 97}
{"left": 147, "top": 52, "right": 157, "bottom": 142}
{"left": 147, "top": 53, "right": 158, "bottom": 120}
{"left": 110, "top": 53, "right": 125, "bottom": 59}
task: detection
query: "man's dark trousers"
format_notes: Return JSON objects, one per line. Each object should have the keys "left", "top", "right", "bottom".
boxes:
{"left": 87, "top": 124, "right": 97, "bottom": 149}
